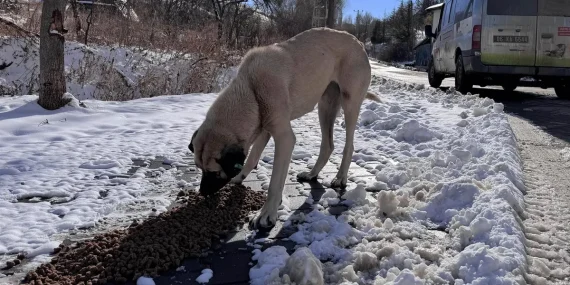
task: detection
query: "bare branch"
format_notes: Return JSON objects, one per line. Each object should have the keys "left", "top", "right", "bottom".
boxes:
{"left": 0, "top": 15, "right": 39, "bottom": 37}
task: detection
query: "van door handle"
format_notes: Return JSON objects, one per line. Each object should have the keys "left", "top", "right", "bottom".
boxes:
{"left": 542, "top": 33, "right": 554, "bottom": 39}
{"left": 516, "top": 29, "right": 521, "bottom": 32}
{"left": 498, "top": 29, "right": 504, "bottom": 32}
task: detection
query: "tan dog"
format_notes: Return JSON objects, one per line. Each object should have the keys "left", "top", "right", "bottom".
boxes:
{"left": 189, "top": 28, "right": 380, "bottom": 228}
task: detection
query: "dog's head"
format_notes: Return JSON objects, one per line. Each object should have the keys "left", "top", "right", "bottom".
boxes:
{"left": 189, "top": 127, "right": 246, "bottom": 196}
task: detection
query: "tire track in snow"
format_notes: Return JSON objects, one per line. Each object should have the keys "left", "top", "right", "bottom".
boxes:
{"left": 508, "top": 116, "right": 570, "bottom": 285}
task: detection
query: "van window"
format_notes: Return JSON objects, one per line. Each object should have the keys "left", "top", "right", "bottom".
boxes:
{"left": 443, "top": 0, "right": 455, "bottom": 28}
{"left": 487, "top": 0, "right": 538, "bottom": 16}
{"left": 441, "top": 1, "right": 452, "bottom": 27}
{"left": 447, "top": 0, "right": 456, "bottom": 26}
{"left": 539, "top": 0, "right": 570, "bottom": 16}
{"left": 455, "top": 0, "right": 474, "bottom": 22}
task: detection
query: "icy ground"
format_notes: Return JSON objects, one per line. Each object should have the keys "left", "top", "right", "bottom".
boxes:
{"left": 1, "top": 76, "right": 530, "bottom": 284}
{"left": 250, "top": 78, "right": 528, "bottom": 285}
{"left": 0, "top": 37, "right": 237, "bottom": 98}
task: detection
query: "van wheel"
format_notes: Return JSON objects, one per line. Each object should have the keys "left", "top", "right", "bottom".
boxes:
{"left": 428, "top": 58, "right": 443, "bottom": 88}
{"left": 502, "top": 83, "right": 517, "bottom": 92}
{"left": 455, "top": 55, "right": 473, "bottom": 94}
{"left": 555, "top": 84, "right": 570, "bottom": 99}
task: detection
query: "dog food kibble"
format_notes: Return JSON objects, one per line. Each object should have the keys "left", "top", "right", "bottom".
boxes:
{"left": 23, "top": 185, "right": 265, "bottom": 285}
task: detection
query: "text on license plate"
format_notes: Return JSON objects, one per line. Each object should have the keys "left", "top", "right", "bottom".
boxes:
{"left": 493, "top": 36, "right": 529, "bottom": 43}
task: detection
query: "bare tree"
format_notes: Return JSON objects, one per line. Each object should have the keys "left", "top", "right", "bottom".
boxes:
{"left": 84, "top": 3, "right": 95, "bottom": 45}
{"left": 38, "top": 0, "right": 69, "bottom": 110}
{"left": 211, "top": 0, "right": 248, "bottom": 39}
{"left": 326, "top": 0, "right": 335, "bottom": 28}
{"left": 70, "top": 0, "right": 82, "bottom": 39}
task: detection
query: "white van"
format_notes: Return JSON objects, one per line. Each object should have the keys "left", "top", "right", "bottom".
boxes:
{"left": 424, "top": 0, "right": 570, "bottom": 99}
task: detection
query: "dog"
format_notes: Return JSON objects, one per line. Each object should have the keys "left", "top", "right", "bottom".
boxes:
{"left": 188, "top": 28, "right": 380, "bottom": 229}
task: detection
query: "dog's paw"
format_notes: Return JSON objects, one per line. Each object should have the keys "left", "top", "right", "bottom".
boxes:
{"left": 249, "top": 206, "right": 278, "bottom": 230}
{"left": 296, "top": 171, "right": 317, "bottom": 182}
{"left": 331, "top": 177, "right": 348, "bottom": 189}
{"left": 230, "top": 173, "right": 247, "bottom": 185}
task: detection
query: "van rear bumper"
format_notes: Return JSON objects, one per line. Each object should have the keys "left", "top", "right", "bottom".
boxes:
{"left": 538, "top": 67, "right": 570, "bottom": 77}
{"left": 463, "top": 55, "right": 570, "bottom": 77}
{"left": 463, "top": 55, "right": 535, "bottom": 75}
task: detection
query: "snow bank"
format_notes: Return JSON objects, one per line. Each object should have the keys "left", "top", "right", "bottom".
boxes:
{"left": 0, "top": 37, "right": 234, "bottom": 98}
{"left": 270, "top": 78, "right": 526, "bottom": 284}
{"left": 0, "top": 94, "right": 216, "bottom": 262}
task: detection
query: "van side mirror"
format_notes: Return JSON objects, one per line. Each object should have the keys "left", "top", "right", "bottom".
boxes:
{"left": 425, "top": 25, "right": 435, "bottom": 38}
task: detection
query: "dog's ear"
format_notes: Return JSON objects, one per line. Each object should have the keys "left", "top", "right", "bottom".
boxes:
{"left": 218, "top": 144, "right": 246, "bottom": 178}
{"left": 189, "top": 129, "right": 199, "bottom": 153}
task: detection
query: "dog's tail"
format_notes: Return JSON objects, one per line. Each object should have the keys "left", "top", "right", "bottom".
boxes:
{"left": 366, "top": 92, "right": 382, "bottom": 103}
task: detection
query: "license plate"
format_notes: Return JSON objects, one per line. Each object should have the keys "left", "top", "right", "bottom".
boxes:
{"left": 493, "top": 36, "right": 529, "bottom": 43}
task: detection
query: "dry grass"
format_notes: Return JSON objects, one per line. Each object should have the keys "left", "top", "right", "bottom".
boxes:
{"left": 0, "top": 2, "right": 250, "bottom": 100}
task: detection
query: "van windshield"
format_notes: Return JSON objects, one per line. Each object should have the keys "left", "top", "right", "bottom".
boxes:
{"left": 539, "top": 0, "right": 570, "bottom": 16}
{"left": 487, "top": 0, "right": 538, "bottom": 16}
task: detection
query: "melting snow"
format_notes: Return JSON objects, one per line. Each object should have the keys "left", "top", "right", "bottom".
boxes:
{"left": 250, "top": 78, "right": 526, "bottom": 284}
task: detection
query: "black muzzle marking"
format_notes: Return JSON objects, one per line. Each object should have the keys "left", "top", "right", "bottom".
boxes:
{"left": 199, "top": 171, "right": 230, "bottom": 196}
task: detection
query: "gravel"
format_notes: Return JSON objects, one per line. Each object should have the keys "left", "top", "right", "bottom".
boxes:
{"left": 23, "top": 184, "right": 265, "bottom": 285}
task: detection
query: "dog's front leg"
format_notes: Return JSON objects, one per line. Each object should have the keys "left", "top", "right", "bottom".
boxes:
{"left": 250, "top": 125, "right": 295, "bottom": 229}
{"left": 231, "top": 131, "right": 271, "bottom": 184}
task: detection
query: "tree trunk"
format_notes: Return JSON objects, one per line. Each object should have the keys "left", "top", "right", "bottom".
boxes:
{"left": 38, "top": 0, "right": 69, "bottom": 110}
{"left": 84, "top": 4, "right": 95, "bottom": 45}
{"left": 326, "top": 0, "right": 335, "bottom": 28}
{"left": 70, "top": 0, "right": 82, "bottom": 39}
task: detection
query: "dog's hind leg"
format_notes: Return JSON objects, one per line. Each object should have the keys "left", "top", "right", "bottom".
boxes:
{"left": 331, "top": 89, "right": 366, "bottom": 189}
{"left": 231, "top": 130, "right": 271, "bottom": 184}
{"left": 297, "top": 82, "right": 341, "bottom": 181}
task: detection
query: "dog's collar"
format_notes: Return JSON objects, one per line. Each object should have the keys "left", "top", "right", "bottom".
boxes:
{"left": 234, "top": 163, "right": 243, "bottom": 170}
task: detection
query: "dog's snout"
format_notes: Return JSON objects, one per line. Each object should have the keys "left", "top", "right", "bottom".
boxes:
{"left": 199, "top": 171, "right": 229, "bottom": 196}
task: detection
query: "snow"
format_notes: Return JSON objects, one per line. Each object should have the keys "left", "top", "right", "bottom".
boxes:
{"left": 319, "top": 188, "right": 340, "bottom": 207}
{"left": 136, "top": 276, "right": 156, "bottom": 285}
{"left": 341, "top": 184, "right": 367, "bottom": 206}
{"left": 250, "top": 247, "right": 324, "bottom": 285}
{"left": 0, "top": 58, "right": 529, "bottom": 284}
{"left": 0, "top": 93, "right": 216, "bottom": 263}
{"left": 561, "top": 147, "right": 570, "bottom": 161}
{"left": 26, "top": 241, "right": 60, "bottom": 258}
{"left": 377, "top": 190, "right": 400, "bottom": 217}
{"left": 249, "top": 246, "right": 290, "bottom": 285}
{"left": 196, "top": 269, "right": 214, "bottom": 284}
{"left": 250, "top": 77, "right": 527, "bottom": 284}
{"left": 282, "top": 247, "right": 324, "bottom": 285}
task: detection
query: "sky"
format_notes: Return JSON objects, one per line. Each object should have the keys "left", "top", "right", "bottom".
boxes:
{"left": 342, "top": 0, "right": 400, "bottom": 20}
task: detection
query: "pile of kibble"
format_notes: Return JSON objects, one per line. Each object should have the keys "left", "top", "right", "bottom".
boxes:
{"left": 23, "top": 185, "right": 265, "bottom": 285}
